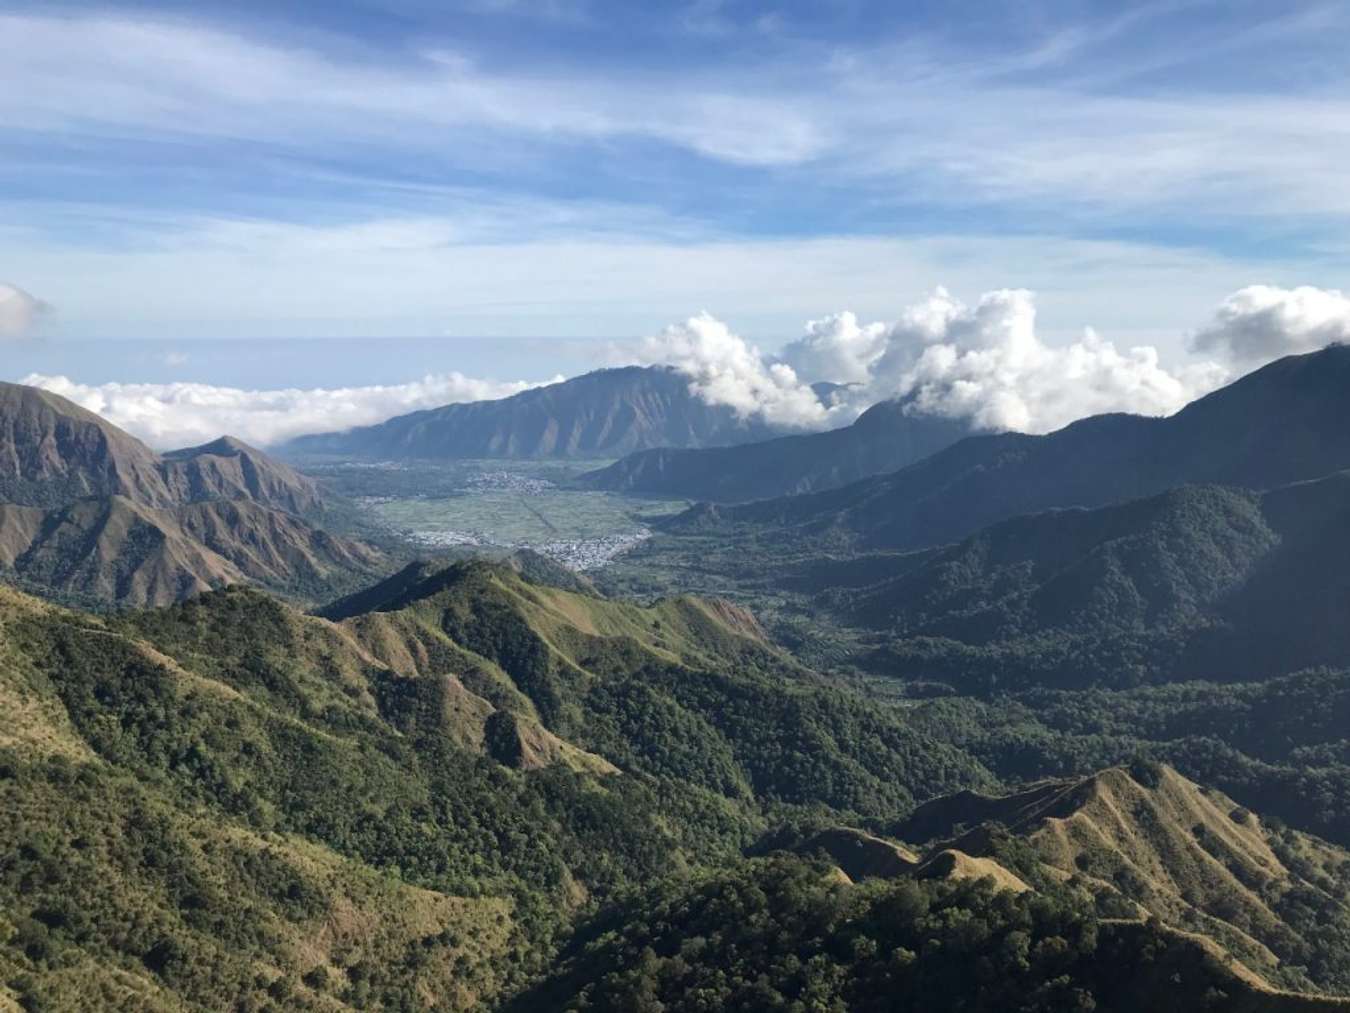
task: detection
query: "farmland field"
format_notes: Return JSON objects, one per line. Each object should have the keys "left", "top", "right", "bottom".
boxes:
{"left": 299, "top": 458, "right": 689, "bottom": 569}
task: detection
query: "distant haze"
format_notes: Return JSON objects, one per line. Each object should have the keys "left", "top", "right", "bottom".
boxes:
{"left": 10, "top": 284, "right": 1350, "bottom": 449}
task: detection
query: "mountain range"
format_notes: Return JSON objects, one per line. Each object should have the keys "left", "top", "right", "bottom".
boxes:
{"left": 829, "top": 470, "right": 1350, "bottom": 691}
{"left": 10, "top": 557, "right": 1350, "bottom": 1009}
{"left": 579, "top": 396, "right": 972, "bottom": 502}
{"left": 285, "top": 365, "right": 788, "bottom": 460}
{"left": 0, "top": 559, "right": 994, "bottom": 1009}
{"left": 0, "top": 381, "right": 382, "bottom": 606}
{"left": 678, "top": 344, "right": 1350, "bottom": 551}
{"left": 12, "top": 344, "right": 1350, "bottom": 1009}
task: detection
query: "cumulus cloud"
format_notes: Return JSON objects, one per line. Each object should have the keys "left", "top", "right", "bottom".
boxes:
{"left": 776, "top": 311, "right": 887, "bottom": 385}
{"left": 22, "top": 372, "right": 557, "bottom": 450}
{"left": 633, "top": 312, "right": 831, "bottom": 428}
{"left": 20, "top": 283, "right": 1343, "bottom": 452}
{"left": 1190, "top": 285, "right": 1350, "bottom": 365}
{"left": 859, "top": 288, "right": 1226, "bottom": 433}
{"left": 0, "top": 283, "right": 48, "bottom": 338}
{"left": 640, "top": 287, "right": 1243, "bottom": 436}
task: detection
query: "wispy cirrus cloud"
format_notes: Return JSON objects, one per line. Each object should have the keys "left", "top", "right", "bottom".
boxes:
{"left": 5, "top": 6, "right": 1350, "bottom": 215}
{"left": 4, "top": 3, "right": 1350, "bottom": 349}
{"left": 0, "top": 12, "right": 825, "bottom": 169}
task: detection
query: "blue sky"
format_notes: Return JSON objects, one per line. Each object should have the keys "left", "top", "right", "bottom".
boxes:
{"left": 3, "top": 0, "right": 1350, "bottom": 387}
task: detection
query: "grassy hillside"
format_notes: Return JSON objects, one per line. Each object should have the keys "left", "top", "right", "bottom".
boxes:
{"left": 10, "top": 557, "right": 1350, "bottom": 1008}
{"left": 0, "top": 563, "right": 1000, "bottom": 1009}
{"left": 913, "top": 667, "right": 1350, "bottom": 861}
{"left": 892, "top": 763, "right": 1350, "bottom": 993}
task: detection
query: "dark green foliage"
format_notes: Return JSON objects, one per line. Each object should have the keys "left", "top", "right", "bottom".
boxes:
{"left": 514, "top": 855, "right": 1249, "bottom": 1013}
{"left": 828, "top": 472, "right": 1350, "bottom": 692}
{"left": 0, "top": 565, "right": 998, "bottom": 1009}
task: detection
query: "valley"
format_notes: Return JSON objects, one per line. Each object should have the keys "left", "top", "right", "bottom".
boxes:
{"left": 9, "top": 349, "right": 1350, "bottom": 1010}
{"left": 11, "top": 7, "right": 1349, "bottom": 1009}
{"left": 300, "top": 457, "right": 690, "bottom": 572}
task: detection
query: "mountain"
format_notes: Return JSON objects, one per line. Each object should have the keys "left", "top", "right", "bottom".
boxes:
{"left": 0, "top": 381, "right": 175, "bottom": 508}
{"left": 160, "top": 435, "right": 326, "bottom": 517}
{"left": 0, "top": 382, "right": 381, "bottom": 606}
{"left": 9, "top": 557, "right": 1350, "bottom": 1008}
{"left": 283, "top": 366, "right": 786, "bottom": 460}
{"left": 578, "top": 397, "right": 972, "bottom": 502}
{"left": 691, "top": 345, "right": 1350, "bottom": 551}
{"left": 0, "top": 561, "right": 996, "bottom": 1009}
{"left": 891, "top": 763, "right": 1350, "bottom": 996}
{"left": 840, "top": 471, "right": 1350, "bottom": 691}
{"left": 520, "top": 766, "right": 1350, "bottom": 1011}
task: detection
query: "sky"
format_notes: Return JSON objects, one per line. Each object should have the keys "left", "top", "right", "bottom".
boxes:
{"left": 3, "top": 0, "right": 1350, "bottom": 446}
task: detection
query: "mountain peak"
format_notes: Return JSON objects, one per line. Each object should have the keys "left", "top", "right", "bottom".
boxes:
{"left": 163, "top": 434, "right": 255, "bottom": 459}
{"left": 0, "top": 380, "right": 174, "bottom": 509}
{"left": 284, "top": 364, "right": 784, "bottom": 460}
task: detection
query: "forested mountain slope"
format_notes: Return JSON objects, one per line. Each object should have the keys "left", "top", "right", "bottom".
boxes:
{"left": 0, "top": 562, "right": 995, "bottom": 1009}
{"left": 686, "top": 345, "right": 1350, "bottom": 551}
{"left": 580, "top": 397, "right": 970, "bottom": 502}
{"left": 847, "top": 471, "right": 1350, "bottom": 690}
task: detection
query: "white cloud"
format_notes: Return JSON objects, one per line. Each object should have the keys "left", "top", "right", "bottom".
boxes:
{"left": 6, "top": 9, "right": 1350, "bottom": 221}
{"left": 640, "top": 287, "right": 1241, "bottom": 436}
{"left": 872, "top": 289, "right": 1228, "bottom": 433}
{"left": 1189, "top": 285, "right": 1350, "bottom": 365}
{"left": 19, "top": 283, "right": 1342, "bottom": 449}
{"left": 0, "top": 12, "right": 824, "bottom": 169}
{"left": 776, "top": 311, "right": 887, "bottom": 385}
{"left": 0, "top": 283, "right": 47, "bottom": 339}
{"left": 22, "top": 372, "right": 557, "bottom": 450}
{"left": 633, "top": 312, "right": 829, "bottom": 428}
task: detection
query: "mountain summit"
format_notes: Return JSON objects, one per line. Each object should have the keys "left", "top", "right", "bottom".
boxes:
{"left": 0, "top": 381, "right": 175, "bottom": 508}
{"left": 0, "top": 382, "right": 381, "bottom": 606}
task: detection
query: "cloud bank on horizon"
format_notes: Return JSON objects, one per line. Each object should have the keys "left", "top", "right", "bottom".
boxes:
{"left": 22, "top": 284, "right": 1349, "bottom": 449}
{"left": 24, "top": 373, "right": 556, "bottom": 450}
